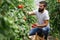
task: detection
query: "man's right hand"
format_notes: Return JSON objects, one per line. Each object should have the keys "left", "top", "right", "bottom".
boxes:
{"left": 27, "top": 11, "right": 35, "bottom": 15}
{"left": 23, "top": 9, "right": 35, "bottom": 15}
{"left": 32, "top": 23, "right": 37, "bottom": 28}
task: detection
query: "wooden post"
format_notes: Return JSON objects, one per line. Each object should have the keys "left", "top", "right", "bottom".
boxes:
{"left": 57, "top": 0, "right": 60, "bottom": 2}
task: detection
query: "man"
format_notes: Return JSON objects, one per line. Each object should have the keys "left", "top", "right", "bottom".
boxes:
{"left": 28, "top": 1, "right": 50, "bottom": 40}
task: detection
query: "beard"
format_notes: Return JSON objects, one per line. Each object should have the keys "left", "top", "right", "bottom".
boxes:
{"left": 38, "top": 8, "right": 44, "bottom": 12}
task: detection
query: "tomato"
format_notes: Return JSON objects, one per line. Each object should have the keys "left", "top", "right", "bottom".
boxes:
{"left": 33, "top": 24, "right": 37, "bottom": 26}
{"left": 18, "top": 5, "right": 24, "bottom": 8}
{"left": 32, "top": 24, "right": 37, "bottom": 28}
{"left": 32, "top": 25, "right": 35, "bottom": 28}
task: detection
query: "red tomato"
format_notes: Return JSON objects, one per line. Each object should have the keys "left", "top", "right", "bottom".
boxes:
{"left": 32, "top": 24, "right": 37, "bottom": 28}
{"left": 33, "top": 24, "right": 37, "bottom": 26}
{"left": 18, "top": 5, "right": 24, "bottom": 8}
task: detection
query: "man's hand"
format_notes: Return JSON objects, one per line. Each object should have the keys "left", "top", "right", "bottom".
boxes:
{"left": 22, "top": 9, "right": 35, "bottom": 15}
{"left": 32, "top": 23, "right": 39, "bottom": 28}
{"left": 27, "top": 11, "right": 35, "bottom": 15}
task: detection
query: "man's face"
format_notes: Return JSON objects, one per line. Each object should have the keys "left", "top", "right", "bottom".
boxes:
{"left": 38, "top": 4, "right": 45, "bottom": 12}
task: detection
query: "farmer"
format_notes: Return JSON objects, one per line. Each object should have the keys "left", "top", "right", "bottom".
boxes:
{"left": 28, "top": 1, "right": 50, "bottom": 40}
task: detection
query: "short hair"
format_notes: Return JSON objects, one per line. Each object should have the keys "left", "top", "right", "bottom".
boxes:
{"left": 39, "top": 1, "right": 47, "bottom": 7}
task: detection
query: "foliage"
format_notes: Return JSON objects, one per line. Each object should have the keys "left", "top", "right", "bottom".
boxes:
{"left": 46, "top": 0, "right": 60, "bottom": 38}
{"left": 0, "top": 0, "right": 36, "bottom": 40}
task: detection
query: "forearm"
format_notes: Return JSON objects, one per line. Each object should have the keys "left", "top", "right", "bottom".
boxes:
{"left": 38, "top": 24, "right": 47, "bottom": 28}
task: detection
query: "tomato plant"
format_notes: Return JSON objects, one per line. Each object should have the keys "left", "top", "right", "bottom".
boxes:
{"left": 0, "top": 0, "right": 36, "bottom": 40}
